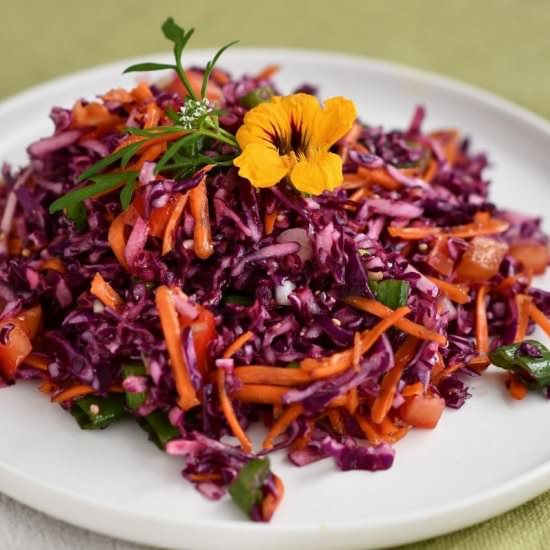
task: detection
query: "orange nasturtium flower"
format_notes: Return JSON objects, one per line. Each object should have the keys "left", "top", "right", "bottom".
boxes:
{"left": 233, "top": 93, "right": 357, "bottom": 195}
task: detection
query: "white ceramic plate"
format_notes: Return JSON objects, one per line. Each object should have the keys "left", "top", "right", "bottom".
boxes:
{"left": 1, "top": 49, "right": 550, "bottom": 550}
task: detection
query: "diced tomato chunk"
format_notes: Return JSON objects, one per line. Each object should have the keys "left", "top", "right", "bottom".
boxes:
{"left": 456, "top": 237, "right": 508, "bottom": 282}
{"left": 509, "top": 240, "right": 549, "bottom": 275}
{"left": 399, "top": 392, "right": 446, "bottom": 429}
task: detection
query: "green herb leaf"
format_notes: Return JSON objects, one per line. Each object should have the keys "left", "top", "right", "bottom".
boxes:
{"left": 77, "top": 141, "right": 142, "bottom": 182}
{"left": 139, "top": 411, "right": 180, "bottom": 449}
{"left": 120, "top": 178, "right": 138, "bottom": 210}
{"left": 200, "top": 40, "right": 239, "bottom": 98}
{"left": 66, "top": 201, "right": 88, "bottom": 230}
{"left": 123, "top": 62, "right": 175, "bottom": 74}
{"left": 71, "top": 395, "right": 127, "bottom": 430}
{"left": 49, "top": 172, "right": 138, "bottom": 215}
{"left": 229, "top": 458, "right": 271, "bottom": 518}
{"left": 489, "top": 340, "right": 550, "bottom": 389}
{"left": 370, "top": 279, "right": 410, "bottom": 310}
{"left": 239, "top": 85, "right": 275, "bottom": 108}
{"left": 224, "top": 292, "right": 255, "bottom": 306}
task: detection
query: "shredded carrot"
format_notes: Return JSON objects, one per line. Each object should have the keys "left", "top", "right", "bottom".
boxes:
{"left": 264, "top": 211, "right": 278, "bottom": 235}
{"left": 234, "top": 366, "right": 311, "bottom": 386}
{"left": 527, "top": 302, "right": 550, "bottom": 338}
{"left": 344, "top": 296, "right": 447, "bottom": 346}
{"left": 346, "top": 387, "right": 359, "bottom": 414}
{"left": 143, "top": 102, "right": 162, "bottom": 129}
{"left": 507, "top": 373, "right": 528, "bottom": 400}
{"left": 232, "top": 384, "right": 288, "bottom": 405}
{"left": 427, "top": 277, "right": 470, "bottom": 304}
{"left": 352, "top": 331, "right": 361, "bottom": 371}
{"left": 514, "top": 294, "right": 532, "bottom": 342}
{"left": 261, "top": 474, "right": 284, "bottom": 522}
{"left": 114, "top": 130, "right": 186, "bottom": 154}
{"left": 23, "top": 353, "right": 49, "bottom": 371}
{"left": 37, "top": 257, "right": 66, "bottom": 273}
{"left": 401, "top": 382, "right": 424, "bottom": 397}
{"left": 262, "top": 403, "right": 303, "bottom": 450}
{"left": 189, "top": 168, "right": 214, "bottom": 260}
{"left": 371, "top": 336, "right": 418, "bottom": 423}
{"left": 52, "top": 384, "right": 95, "bottom": 403}
{"left": 155, "top": 286, "right": 200, "bottom": 410}
{"left": 217, "top": 368, "right": 253, "bottom": 453}
{"left": 130, "top": 82, "right": 154, "bottom": 102}
{"left": 423, "top": 159, "right": 438, "bottom": 183}
{"left": 161, "top": 193, "right": 189, "bottom": 255}
{"left": 71, "top": 100, "right": 121, "bottom": 131}
{"left": 328, "top": 409, "right": 345, "bottom": 434}
{"left": 187, "top": 473, "right": 222, "bottom": 482}
{"left": 475, "top": 286, "right": 489, "bottom": 354}
{"left": 357, "top": 166, "right": 401, "bottom": 191}
{"left": 108, "top": 205, "right": 137, "bottom": 270}
{"left": 38, "top": 380, "right": 57, "bottom": 395}
{"left": 102, "top": 88, "right": 134, "bottom": 104}
{"left": 308, "top": 307, "right": 411, "bottom": 380}
{"left": 90, "top": 272, "right": 123, "bottom": 310}
{"left": 255, "top": 64, "right": 280, "bottom": 81}
{"left": 432, "top": 362, "right": 465, "bottom": 385}
{"left": 379, "top": 416, "right": 410, "bottom": 443}
{"left": 468, "top": 355, "right": 491, "bottom": 372}
{"left": 388, "top": 216, "right": 509, "bottom": 241}
{"left": 353, "top": 413, "right": 383, "bottom": 444}
{"left": 223, "top": 331, "right": 254, "bottom": 359}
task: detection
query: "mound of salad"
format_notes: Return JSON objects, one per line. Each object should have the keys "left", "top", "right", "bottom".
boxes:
{"left": 2, "top": 18, "right": 550, "bottom": 521}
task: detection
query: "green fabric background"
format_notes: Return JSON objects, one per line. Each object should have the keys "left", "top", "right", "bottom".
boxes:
{"left": 1, "top": 0, "right": 549, "bottom": 548}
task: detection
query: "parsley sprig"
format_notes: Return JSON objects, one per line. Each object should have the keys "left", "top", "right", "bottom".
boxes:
{"left": 49, "top": 17, "right": 239, "bottom": 220}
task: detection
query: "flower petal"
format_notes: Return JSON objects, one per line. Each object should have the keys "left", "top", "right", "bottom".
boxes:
{"left": 236, "top": 100, "right": 290, "bottom": 150}
{"left": 289, "top": 150, "right": 343, "bottom": 195}
{"left": 276, "top": 94, "right": 321, "bottom": 148}
{"left": 313, "top": 96, "right": 357, "bottom": 147}
{"left": 234, "top": 143, "right": 292, "bottom": 188}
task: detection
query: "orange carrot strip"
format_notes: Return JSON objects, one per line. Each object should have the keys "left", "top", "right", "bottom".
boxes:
{"left": 514, "top": 294, "right": 532, "bottom": 343}
{"left": 102, "top": 88, "right": 134, "bottom": 104}
{"left": 344, "top": 296, "right": 447, "bottom": 346}
{"left": 427, "top": 277, "right": 471, "bottom": 304}
{"left": 234, "top": 366, "right": 311, "bottom": 386}
{"left": 261, "top": 474, "right": 284, "bottom": 522}
{"left": 354, "top": 413, "right": 383, "bottom": 444}
{"left": 39, "top": 380, "right": 57, "bottom": 395}
{"left": 162, "top": 193, "right": 189, "bottom": 255}
{"left": 37, "top": 258, "right": 66, "bottom": 273}
{"left": 223, "top": 331, "right": 254, "bottom": 359}
{"left": 114, "top": 130, "right": 186, "bottom": 154}
{"left": 187, "top": 473, "right": 222, "bottom": 482}
{"left": 131, "top": 82, "right": 154, "bottom": 102}
{"left": 371, "top": 336, "right": 418, "bottom": 423}
{"left": 379, "top": 416, "right": 410, "bottom": 443}
{"left": 328, "top": 409, "right": 345, "bottom": 435}
{"left": 264, "top": 211, "right": 278, "bottom": 235}
{"left": 432, "top": 362, "right": 465, "bottom": 385}
{"left": 255, "top": 64, "right": 280, "bottom": 80}
{"left": 108, "top": 206, "right": 138, "bottom": 270}
{"left": 352, "top": 331, "right": 361, "bottom": 371}
{"left": 189, "top": 169, "right": 214, "bottom": 260}
{"left": 232, "top": 384, "right": 287, "bottom": 405}
{"left": 52, "top": 384, "right": 95, "bottom": 403}
{"left": 309, "top": 307, "right": 411, "bottom": 380}
{"left": 475, "top": 286, "right": 489, "bottom": 354}
{"left": 507, "top": 373, "right": 528, "bottom": 400}
{"left": 423, "top": 159, "right": 438, "bottom": 183}
{"left": 143, "top": 102, "right": 161, "bottom": 129}
{"left": 23, "top": 353, "right": 49, "bottom": 371}
{"left": 155, "top": 286, "right": 200, "bottom": 410}
{"left": 401, "top": 382, "right": 424, "bottom": 397}
{"left": 217, "top": 368, "right": 253, "bottom": 453}
{"left": 528, "top": 302, "right": 550, "bottom": 338}
{"left": 90, "top": 272, "right": 123, "bottom": 310}
{"left": 346, "top": 387, "right": 359, "bottom": 414}
{"left": 262, "top": 403, "right": 303, "bottom": 450}
{"left": 357, "top": 166, "right": 401, "bottom": 191}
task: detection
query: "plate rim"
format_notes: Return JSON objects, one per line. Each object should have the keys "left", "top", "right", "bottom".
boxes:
{"left": 2, "top": 47, "right": 550, "bottom": 549}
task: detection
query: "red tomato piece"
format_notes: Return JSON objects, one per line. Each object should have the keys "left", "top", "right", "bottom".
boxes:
{"left": 399, "top": 392, "right": 446, "bottom": 429}
{"left": 456, "top": 237, "right": 508, "bottom": 282}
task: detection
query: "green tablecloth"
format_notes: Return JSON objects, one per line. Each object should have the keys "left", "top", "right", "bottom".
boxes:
{"left": 1, "top": 1, "right": 549, "bottom": 548}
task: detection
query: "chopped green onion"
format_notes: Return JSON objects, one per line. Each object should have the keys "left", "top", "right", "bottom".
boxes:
{"left": 138, "top": 411, "right": 180, "bottom": 449}
{"left": 239, "top": 86, "right": 275, "bottom": 108}
{"left": 228, "top": 458, "right": 271, "bottom": 517}
{"left": 489, "top": 340, "right": 550, "bottom": 389}
{"left": 71, "top": 395, "right": 127, "bottom": 430}
{"left": 369, "top": 279, "right": 410, "bottom": 310}
{"left": 121, "top": 361, "right": 147, "bottom": 410}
